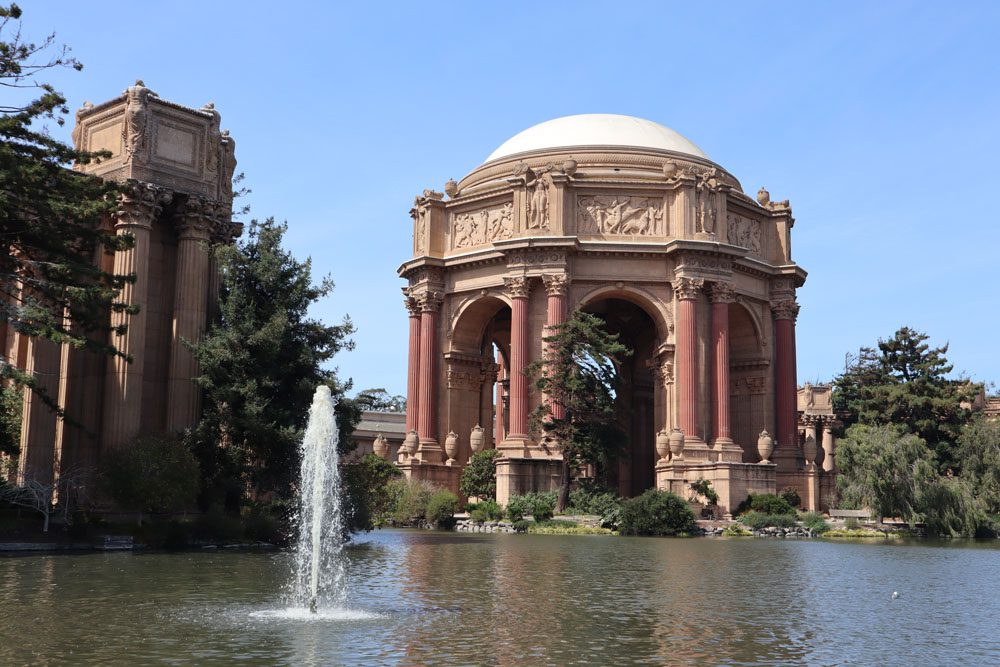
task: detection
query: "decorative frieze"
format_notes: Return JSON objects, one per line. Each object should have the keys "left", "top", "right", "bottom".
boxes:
{"left": 452, "top": 202, "right": 514, "bottom": 249}
{"left": 577, "top": 195, "right": 665, "bottom": 236}
{"left": 727, "top": 213, "right": 763, "bottom": 255}
{"left": 731, "top": 376, "right": 767, "bottom": 396}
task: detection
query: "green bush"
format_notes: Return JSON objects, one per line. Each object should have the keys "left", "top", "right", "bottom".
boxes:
{"left": 193, "top": 506, "right": 244, "bottom": 542}
{"left": 243, "top": 511, "right": 284, "bottom": 543}
{"left": 512, "top": 519, "right": 529, "bottom": 533}
{"left": 506, "top": 492, "right": 557, "bottom": 522}
{"left": 340, "top": 454, "right": 404, "bottom": 531}
{"left": 844, "top": 517, "right": 861, "bottom": 530}
{"left": 505, "top": 495, "right": 529, "bottom": 522}
{"left": 799, "top": 511, "right": 829, "bottom": 534}
{"left": 689, "top": 479, "right": 719, "bottom": 505}
{"left": 426, "top": 490, "right": 458, "bottom": 528}
{"left": 474, "top": 498, "right": 504, "bottom": 521}
{"left": 469, "top": 508, "right": 489, "bottom": 523}
{"left": 569, "top": 483, "right": 622, "bottom": 517}
{"left": 459, "top": 449, "right": 498, "bottom": 499}
{"left": 618, "top": 489, "right": 697, "bottom": 536}
{"left": 102, "top": 434, "right": 201, "bottom": 525}
{"left": 739, "top": 511, "right": 797, "bottom": 530}
{"left": 390, "top": 479, "right": 436, "bottom": 525}
{"left": 749, "top": 493, "right": 796, "bottom": 516}
{"left": 779, "top": 487, "right": 802, "bottom": 509}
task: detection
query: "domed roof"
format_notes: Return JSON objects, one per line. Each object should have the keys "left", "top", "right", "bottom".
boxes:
{"left": 485, "top": 114, "right": 708, "bottom": 163}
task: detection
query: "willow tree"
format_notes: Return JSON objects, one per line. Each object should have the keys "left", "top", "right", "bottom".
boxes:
{"left": 528, "top": 310, "right": 631, "bottom": 511}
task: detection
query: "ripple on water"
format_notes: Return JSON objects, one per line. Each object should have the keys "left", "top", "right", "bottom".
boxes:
{"left": 248, "top": 606, "right": 383, "bottom": 622}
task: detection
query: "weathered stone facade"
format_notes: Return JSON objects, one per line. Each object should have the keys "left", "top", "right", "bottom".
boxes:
{"left": 395, "top": 114, "right": 830, "bottom": 514}
{"left": 9, "top": 82, "right": 240, "bottom": 487}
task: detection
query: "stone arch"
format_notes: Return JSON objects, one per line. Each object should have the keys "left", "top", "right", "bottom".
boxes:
{"left": 448, "top": 292, "right": 512, "bottom": 356}
{"left": 574, "top": 283, "right": 673, "bottom": 344}
{"left": 729, "top": 300, "right": 768, "bottom": 460}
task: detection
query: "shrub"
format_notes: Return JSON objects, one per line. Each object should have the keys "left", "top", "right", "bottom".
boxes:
{"left": 475, "top": 498, "right": 504, "bottom": 521}
{"left": 426, "top": 490, "right": 458, "bottom": 528}
{"left": 749, "top": 493, "right": 796, "bottom": 516}
{"left": 460, "top": 449, "right": 498, "bottom": 499}
{"left": 193, "top": 505, "right": 244, "bottom": 542}
{"left": 512, "top": 519, "right": 529, "bottom": 533}
{"left": 569, "top": 482, "right": 622, "bottom": 517}
{"left": 390, "top": 479, "right": 436, "bottom": 525}
{"left": 243, "top": 511, "right": 284, "bottom": 543}
{"left": 341, "top": 454, "right": 404, "bottom": 531}
{"left": 469, "top": 508, "right": 489, "bottom": 523}
{"left": 722, "top": 523, "right": 752, "bottom": 537}
{"left": 800, "top": 511, "right": 829, "bottom": 533}
{"left": 102, "top": 434, "right": 201, "bottom": 525}
{"left": 505, "top": 495, "right": 529, "bottom": 522}
{"left": 506, "top": 492, "right": 557, "bottom": 522}
{"left": 689, "top": 479, "right": 719, "bottom": 505}
{"left": 739, "top": 511, "right": 797, "bottom": 530}
{"left": 844, "top": 517, "right": 861, "bottom": 530}
{"left": 779, "top": 487, "right": 802, "bottom": 509}
{"left": 618, "top": 489, "right": 696, "bottom": 536}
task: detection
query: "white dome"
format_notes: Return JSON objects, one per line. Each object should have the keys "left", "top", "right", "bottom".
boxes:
{"left": 485, "top": 114, "right": 708, "bottom": 163}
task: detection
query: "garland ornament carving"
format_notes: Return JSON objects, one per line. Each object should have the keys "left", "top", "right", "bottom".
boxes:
{"left": 770, "top": 299, "right": 800, "bottom": 321}
{"left": 542, "top": 273, "right": 569, "bottom": 296}
{"left": 673, "top": 277, "right": 704, "bottom": 301}
{"left": 577, "top": 195, "right": 664, "bottom": 236}
{"left": 503, "top": 276, "right": 531, "bottom": 299}
{"left": 452, "top": 202, "right": 514, "bottom": 248}
{"left": 709, "top": 282, "right": 736, "bottom": 304}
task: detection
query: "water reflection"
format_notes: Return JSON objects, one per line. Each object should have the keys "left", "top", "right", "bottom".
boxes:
{"left": 1, "top": 534, "right": 999, "bottom": 665}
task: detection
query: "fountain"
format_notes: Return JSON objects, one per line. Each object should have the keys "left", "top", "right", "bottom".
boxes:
{"left": 291, "top": 384, "right": 345, "bottom": 614}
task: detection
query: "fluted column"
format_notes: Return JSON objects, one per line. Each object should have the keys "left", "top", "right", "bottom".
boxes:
{"left": 822, "top": 422, "right": 837, "bottom": 472}
{"left": 674, "top": 277, "right": 703, "bottom": 442}
{"left": 709, "top": 282, "right": 735, "bottom": 447}
{"left": 503, "top": 276, "right": 531, "bottom": 442}
{"left": 404, "top": 295, "right": 421, "bottom": 433}
{"left": 495, "top": 356, "right": 506, "bottom": 444}
{"left": 542, "top": 274, "right": 569, "bottom": 423}
{"left": 16, "top": 336, "right": 61, "bottom": 486}
{"left": 772, "top": 297, "right": 800, "bottom": 471}
{"left": 102, "top": 183, "right": 168, "bottom": 450}
{"left": 165, "top": 199, "right": 214, "bottom": 432}
{"left": 416, "top": 291, "right": 442, "bottom": 460}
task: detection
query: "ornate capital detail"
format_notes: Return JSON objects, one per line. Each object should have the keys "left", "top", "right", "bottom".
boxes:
{"left": 503, "top": 276, "right": 531, "bottom": 299}
{"left": 709, "top": 282, "right": 736, "bottom": 304}
{"left": 417, "top": 290, "right": 444, "bottom": 312}
{"left": 542, "top": 273, "right": 569, "bottom": 296}
{"left": 209, "top": 217, "right": 243, "bottom": 244}
{"left": 770, "top": 299, "right": 800, "bottom": 321}
{"left": 673, "top": 277, "right": 704, "bottom": 301}
{"left": 660, "top": 360, "right": 674, "bottom": 387}
{"left": 801, "top": 414, "right": 822, "bottom": 427}
{"left": 114, "top": 181, "right": 171, "bottom": 229}
{"left": 403, "top": 292, "right": 421, "bottom": 317}
{"left": 174, "top": 196, "right": 218, "bottom": 239}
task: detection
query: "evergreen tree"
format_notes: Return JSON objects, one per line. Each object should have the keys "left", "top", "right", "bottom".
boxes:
{"left": 189, "top": 219, "right": 355, "bottom": 508}
{"left": 0, "top": 4, "right": 130, "bottom": 381}
{"left": 833, "top": 327, "right": 974, "bottom": 473}
{"left": 528, "top": 310, "right": 631, "bottom": 512}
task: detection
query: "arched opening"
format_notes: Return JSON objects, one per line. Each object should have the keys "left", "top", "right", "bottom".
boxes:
{"left": 728, "top": 302, "right": 767, "bottom": 461}
{"left": 447, "top": 296, "right": 511, "bottom": 463}
{"left": 579, "top": 297, "right": 659, "bottom": 497}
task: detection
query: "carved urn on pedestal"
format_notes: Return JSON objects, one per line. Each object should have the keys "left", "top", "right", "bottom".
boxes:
{"left": 373, "top": 434, "right": 388, "bottom": 460}
{"left": 668, "top": 428, "right": 685, "bottom": 461}
{"left": 757, "top": 430, "right": 774, "bottom": 464}
{"left": 803, "top": 434, "right": 818, "bottom": 467}
{"left": 403, "top": 430, "right": 419, "bottom": 458}
{"left": 470, "top": 424, "right": 484, "bottom": 454}
{"left": 444, "top": 431, "right": 459, "bottom": 463}
{"left": 655, "top": 430, "right": 670, "bottom": 462}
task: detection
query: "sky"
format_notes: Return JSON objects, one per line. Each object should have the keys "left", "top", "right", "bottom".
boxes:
{"left": 16, "top": 1, "right": 1000, "bottom": 396}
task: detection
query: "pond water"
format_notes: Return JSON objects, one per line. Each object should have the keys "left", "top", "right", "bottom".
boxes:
{"left": 2, "top": 531, "right": 999, "bottom": 665}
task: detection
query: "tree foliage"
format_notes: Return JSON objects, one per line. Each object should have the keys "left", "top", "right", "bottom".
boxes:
{"left": 618, "top": 489, "right": 696, "bottom": 536}
{"left": 189, "top": 219, "right": 356, "bottom": 507}
{"left": 101, "top": 435, "right": 200, "bottom": 525}
{"left": 340, "top": 453, "right": 403, "bottom": 531}
{"left": 459, "top": 448, "right": 498, "bottom": 499}
{"left": 354, "top": 388, "right": 406, "bottom": 413}
{"left": 528, "top": 310, "right": 631, "bottom": 511}
{"left": 833, "top": 327, "right": 975, "bottom": 473}
{"left": 1, "top": 5, "right": 131, "bottom": 399}
{"left": 956, "top": 418, "right": 1000, "bottom": 514}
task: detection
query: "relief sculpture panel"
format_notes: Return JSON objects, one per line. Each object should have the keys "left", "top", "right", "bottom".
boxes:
{"left": 452, "top": 202, "right": 514, "bottom": 249}
{"left": 576, "top": 195, "right": 665, "bottom": 236}
{"left": 726, "top": 213, "right": 763, "bottom": 256}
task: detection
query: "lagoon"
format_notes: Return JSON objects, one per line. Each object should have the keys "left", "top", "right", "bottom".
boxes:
{"left": 2, "top": 531, "right": 999, "bottom": 665}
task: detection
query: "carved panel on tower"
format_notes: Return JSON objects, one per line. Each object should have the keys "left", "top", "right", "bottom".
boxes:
{"left": 451, "top": 201, "right": 514, "bottom": 250}
{"left": 726, "top": 213, "right": 763, "bottom": 256}
{"left": 576, "top": 195, "right": 665, "bottom": 236}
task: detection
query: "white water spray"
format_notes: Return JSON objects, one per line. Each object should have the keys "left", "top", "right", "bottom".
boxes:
{"left": 291, "top": 385, "right": 345, "bottom": 613}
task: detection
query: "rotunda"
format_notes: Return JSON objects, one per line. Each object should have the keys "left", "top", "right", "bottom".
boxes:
{"left": 397, "top": 114, "right": 829, "bottom": 513}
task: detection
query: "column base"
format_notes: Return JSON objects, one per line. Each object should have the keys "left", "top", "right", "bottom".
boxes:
{"left": 711, "top": 437, "right": 745, "bottom": 463}
{"left": 498, "top": 434, "right": 535, "bottom": 458}
{"left": 415, "top": 438, "right": 443, "bottom": 464}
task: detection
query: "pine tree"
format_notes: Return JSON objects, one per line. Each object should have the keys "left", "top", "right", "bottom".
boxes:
{"left": 528, "top": 310, "right": 631, "bottom": 511}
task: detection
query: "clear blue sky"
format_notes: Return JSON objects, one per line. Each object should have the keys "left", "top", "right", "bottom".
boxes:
{"left": 18, "top": 1, "right": 1000, "bottom": 396}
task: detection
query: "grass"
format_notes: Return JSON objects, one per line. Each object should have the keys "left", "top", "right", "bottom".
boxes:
{"left": 824, "top": 528, "right": 900, "bottom": 539}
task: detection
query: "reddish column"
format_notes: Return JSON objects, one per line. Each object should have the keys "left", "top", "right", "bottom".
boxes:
{"left": 404, "top": 296, "right": 421, "bottom": 433}
{"left": 543, "top": 274, "right": 569, "bottom": 422}
{"left": 710, "top": 283, "right": 735, "bottom": 445}
{"left": 417, "top": 292, "right": 442, "bottom": 456}
{"left": 674, "top": 277, "right": 703, "bottom": 441}
{"left": 773, "top": 299, "right": 800, "bottom": 468}
{"left": 504, "top": 277, "right": 530, "bottom": 440}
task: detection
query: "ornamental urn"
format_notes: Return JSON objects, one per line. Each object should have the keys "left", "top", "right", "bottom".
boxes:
{"left": 655, "top": 430, "right": 670, "bottom": 462}
{"left": 803, "top": 434, "right": 818, "bottom": 466}
{"left": 668, "top": 428, "right": 685, "bottom": 461}
{"left": 470, "top": 424, "right": 485, "bottom": 454}
{"left": 403, "top": 429, "right": 419, "bottom": 456}
{"left": 444, "top": 431, "right": 459, "bottom": 463}
{"left": 373, "top": 434, "right": 388, "bottom": 460}
{"left": 757, "top": 430, "right": 774, "bottom": 463}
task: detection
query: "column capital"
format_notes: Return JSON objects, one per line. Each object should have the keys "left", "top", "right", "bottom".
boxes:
{"left": 403, "top": 293, "right": 421, "bottom": 317}
{"left": 174, "top": 196, "right": 218, "bottom": 240}
{"left": 770, "top": 298, "right": 800, "bottom": 321}
{"left": 210, "top": 217, "right": 243, "bottom": 244}
{"left": 417, "top": 290, "right": 444, "bottom": 312}
{"left": 541, "top": 273, "right": 569, "bottom": 296}
{"left": 673, "top": 277, "right": 704, "bottom": 301}
{"left": 503, "top": 275, "right": 531, "bottom": 299}
{"left": 114, "top": 181, "right": 171, "bottom": 229}
{"left": 708, "top": 281, "right": 736, "bottom": 304}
